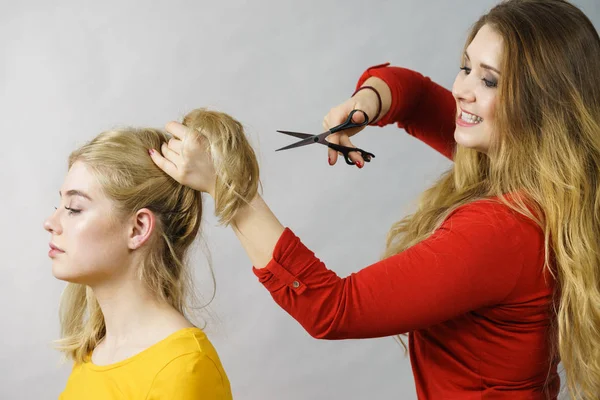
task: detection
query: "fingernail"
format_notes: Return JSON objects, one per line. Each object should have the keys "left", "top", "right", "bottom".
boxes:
{"left": 328, "top": 157, "right": 333, "bottom": 165}
{"left": 356, "top": 161, "right": 363, "bottom": 169}
{"left": 148, "top": 149, "right": 154, "bottom": 155}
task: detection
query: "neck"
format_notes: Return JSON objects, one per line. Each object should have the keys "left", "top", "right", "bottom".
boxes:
{"left": 91, "top": 273, "right": 176, "bottom": 346}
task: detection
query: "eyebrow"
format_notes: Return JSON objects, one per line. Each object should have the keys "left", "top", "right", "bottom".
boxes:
{"left": 59, "top": 189, "right": 93, "bottom": 201}
{"left": 464, "top": 52, "right": 501, "bottom": 75}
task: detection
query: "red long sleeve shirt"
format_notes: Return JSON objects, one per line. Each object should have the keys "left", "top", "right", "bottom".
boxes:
{"left": 254, "top": 64, "right": 559, "bottom": 399}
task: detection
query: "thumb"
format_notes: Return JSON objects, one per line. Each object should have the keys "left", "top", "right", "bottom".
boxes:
{"left": 351, "top": 109, "right": 367, "bottom": 124}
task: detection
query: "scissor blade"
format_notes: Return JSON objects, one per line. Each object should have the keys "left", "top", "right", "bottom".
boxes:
{"left": 275, "top": 135, "right": 318, "bottom": 151}
{"left": 276, "top": 130, "right": 314, "bottom": 139}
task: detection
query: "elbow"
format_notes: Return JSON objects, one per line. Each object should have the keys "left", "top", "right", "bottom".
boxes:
{"left": 304, "top": 322, "right": 344, "bottom": 340}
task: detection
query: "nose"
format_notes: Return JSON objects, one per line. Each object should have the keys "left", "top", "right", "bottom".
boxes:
{"left": 44, "top": 208, "right": 62, "bottom": 234}
{"left": 452, "top": 72, "right": 476, "bottom": 104}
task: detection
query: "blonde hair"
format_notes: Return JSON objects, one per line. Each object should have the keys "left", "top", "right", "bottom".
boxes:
{"left": 182, "top": 109, "right": 260, "bottom": 226}
{"left": 55, "top": 108, "right": 259, "bottom": 364}
{"left": 385, "top": 0, "right": 600, "bottom": 398}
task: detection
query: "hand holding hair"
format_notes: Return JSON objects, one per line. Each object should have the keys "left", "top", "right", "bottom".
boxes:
{"left": 150, "top": 108, "right": 260, "bottom": 226}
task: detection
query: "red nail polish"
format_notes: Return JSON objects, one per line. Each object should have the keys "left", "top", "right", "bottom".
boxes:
{"left": 356, "top": 161, "right": 363, "bottom": 169}
{"left": 328, "top": 157, "right": 333, "bottom": 165}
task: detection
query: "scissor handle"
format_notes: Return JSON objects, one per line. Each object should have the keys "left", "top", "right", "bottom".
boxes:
{"left": 329, "top": 109, "right": 370, "bottom": 134}
{"left": 327, "top": 142, "right": 376, "bottom": 165}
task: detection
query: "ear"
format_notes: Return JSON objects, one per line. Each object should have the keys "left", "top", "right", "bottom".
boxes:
{"left": 127, "top": 208, "right": 156, "bottom": 250}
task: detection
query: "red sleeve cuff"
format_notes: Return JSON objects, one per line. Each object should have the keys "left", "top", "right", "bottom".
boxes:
{"left": 252, "top": 227, "right": 316, "bottom": 295}
{"left": 355, "top": 62, "right": 398, "bottom": 127}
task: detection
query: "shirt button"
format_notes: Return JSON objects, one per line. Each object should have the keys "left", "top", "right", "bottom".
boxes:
{"left": 292, "top": 281, "right": 300, "bottom": 288}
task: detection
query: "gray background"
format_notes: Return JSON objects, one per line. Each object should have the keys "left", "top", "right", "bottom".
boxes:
{"left": 2, "top": 0, "right": 598, "bottom": 399}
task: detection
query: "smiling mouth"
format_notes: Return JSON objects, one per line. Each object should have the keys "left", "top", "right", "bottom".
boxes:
{"left": 459, "top": 110, "right": 483, "bottom": 124}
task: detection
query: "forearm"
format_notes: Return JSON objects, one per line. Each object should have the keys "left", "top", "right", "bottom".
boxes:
{"left": 231, "top": 194, "right": 285, "bottom": 269}
{"left": 252, "top": 203, "right": 532, "bottom": 339}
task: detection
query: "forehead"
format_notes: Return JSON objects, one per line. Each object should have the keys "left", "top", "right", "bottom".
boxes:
{"left": 60, "top": 161, "right": 103, "bottom": 200}
{"left": 467, "top": 24, "right": 504, "bottom": 65}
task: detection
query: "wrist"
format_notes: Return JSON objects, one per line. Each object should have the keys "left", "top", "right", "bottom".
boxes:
{"left": 352, "top": 89, "right": 381, "bottom": 124}
{"left": 357, "top": 77, "right": 392, "bottom": 124}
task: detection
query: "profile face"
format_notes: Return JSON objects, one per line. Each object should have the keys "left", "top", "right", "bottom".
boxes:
{"left": 44, "top": 161, "right": 129, "bottom": 285}
{"left": 452, "top": 24, "right": 502, "bottom": 154}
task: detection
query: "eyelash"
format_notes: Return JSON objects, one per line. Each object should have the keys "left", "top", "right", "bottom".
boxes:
{"left": 54, "top": 206, "right": 81, "bottom": 215}
{"left": 459, "top": 66, "right": 498, "bottom": 88}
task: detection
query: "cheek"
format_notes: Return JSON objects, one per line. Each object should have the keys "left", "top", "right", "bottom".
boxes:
{"left": 57, "top": 216, "right": 128, "bottom": 280}
{"left": 481, "top": 93, "right": 497, "bottom": 121}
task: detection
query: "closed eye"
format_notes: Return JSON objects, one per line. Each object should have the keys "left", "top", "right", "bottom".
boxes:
{"left": 64, "top": 206, "right": 81, "bottom": 215}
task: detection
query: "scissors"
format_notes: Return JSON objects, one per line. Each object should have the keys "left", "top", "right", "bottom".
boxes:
{"left": 276, "top": 109, "right": 376, "bottom": 165}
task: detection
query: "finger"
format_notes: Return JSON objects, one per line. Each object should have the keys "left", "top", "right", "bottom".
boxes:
{"left": 327, "top": 109, "right": 365, "bottom": 138}
{"left": 351, "top": 109, "right": 367, "bottom": 124}
{"left": 149, "top": 148, "right": 179, "bottom": 178}
{"left": 340, "top": 109, "right": 367, "bottom": 137}
{"left": 339, "top": 135, "right": 365, "bottom": 168}
{"left": 165, "top": 121, "right": 189, "bottom": 140}
{"left": 161, "top": 142, "right": 182, "bottom": 165}
{"left": 326, "top": 133, "right": 341, "bottom": 165}
{"left": 324, "top": 110, "right": 350, "bottom": 166}
{"left": 167, "top": 137, "right": 183, "bottom": 155}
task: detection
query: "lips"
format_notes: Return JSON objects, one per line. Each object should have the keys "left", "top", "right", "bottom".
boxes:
{"left": 49, "top": 243, "right": 64, "bottom": 252}
{"left": 460, "top": 109, "right": 482, "bottom": 118}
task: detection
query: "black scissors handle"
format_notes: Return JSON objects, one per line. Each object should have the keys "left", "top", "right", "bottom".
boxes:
{"left": 327, "top": 109, "right": 375, "bottom": 165}
{"left": 328, "top": 142, "right": 375, "bottom": 165}
{"left": 329, "top": 109, "right": 370, "bottom": 134}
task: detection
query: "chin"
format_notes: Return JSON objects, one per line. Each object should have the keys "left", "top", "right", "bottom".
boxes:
{"left": 454, "top": 128, "right": 489, "bottom": 153}
{"left": 52, "top": 264, "right": 86, "bottom": 284}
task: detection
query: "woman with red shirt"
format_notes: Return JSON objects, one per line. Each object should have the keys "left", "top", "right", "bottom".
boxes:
{"left": 151, "top": 0, "right": 600, "bottom": 398}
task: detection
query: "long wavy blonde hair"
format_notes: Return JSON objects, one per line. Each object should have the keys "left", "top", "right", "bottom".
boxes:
{"left": 55, "top": 108, "right": 259, "bottom": 364}
{"left": 385, "top": 1, "right": 600, "bottom": 398}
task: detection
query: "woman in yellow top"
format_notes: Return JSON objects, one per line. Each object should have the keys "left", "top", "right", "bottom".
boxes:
{"left": 44, "top": 108, "right": 259, "bottom": 399}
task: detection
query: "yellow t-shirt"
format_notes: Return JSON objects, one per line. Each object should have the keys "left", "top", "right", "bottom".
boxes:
{"left": 59, "top": 327, "right": 232, "bottom": 399}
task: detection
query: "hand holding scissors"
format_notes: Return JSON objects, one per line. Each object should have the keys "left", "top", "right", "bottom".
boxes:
{"left": 276, "top": 109, "right": 375, "bottom": 166}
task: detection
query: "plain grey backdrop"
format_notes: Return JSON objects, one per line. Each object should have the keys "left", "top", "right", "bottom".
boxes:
{"left": 2, "top": 0, "right": 599, "bottom": 399}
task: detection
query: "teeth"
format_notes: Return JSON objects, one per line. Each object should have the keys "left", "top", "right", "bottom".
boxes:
{"left": 461, "top": 111, "right": 483, "bottom": 124}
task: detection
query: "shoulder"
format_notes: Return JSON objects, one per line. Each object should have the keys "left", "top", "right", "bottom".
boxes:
{"left": 155, "top": 350, "right": 224, "bottom": 381}
{"left": 155, "top": 327, "right": 224, "bottom": 370}
{"left": 146, "top": 328, "right": 231, "bottom": 399}
{"left": 444, "top": 197, "right": 541, "bottom": 233}
{"left": 435, "top": 197, "right": 544, "bottom": 256}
